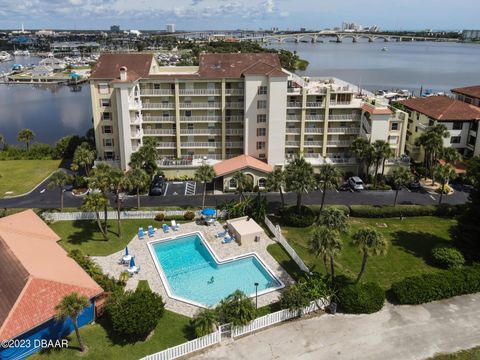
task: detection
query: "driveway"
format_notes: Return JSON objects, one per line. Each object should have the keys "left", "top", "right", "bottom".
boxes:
{"left": 193, "top": 293, "right": 480, "bottom": 360}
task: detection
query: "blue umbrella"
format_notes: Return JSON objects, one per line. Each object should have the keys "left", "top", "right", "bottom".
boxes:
{"left": 125, "top": 246, "right": 129, "bottom": 256}
{"left": 201, "top": 208, "right": 216, "bottom": 216}
{"left": 129, "top": 257, "right": 136, "bottom": 268}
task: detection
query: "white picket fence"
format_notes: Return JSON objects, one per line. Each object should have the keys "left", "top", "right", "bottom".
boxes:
{"left": 141, "top": 298, "right": 328, "bottom": 360}
{"left": 140, "top": 331, "right": 220, "bottom": 360}
{"left": 264, "top": 216, "right": 311, "bottom": 274}
{"left": 41, "top": 210, "right": 223, "bottom": 222}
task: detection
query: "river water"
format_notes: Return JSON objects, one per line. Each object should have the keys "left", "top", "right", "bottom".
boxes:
{"left": 1, "top": 41, "right": 480, "bottom": 145}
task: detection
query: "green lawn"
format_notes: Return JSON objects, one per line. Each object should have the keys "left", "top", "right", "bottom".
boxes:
{"left": 270, "top": 216, "right": 456, "bottom": 289}
{"left": 31, "top": 310, "right": 192, "bottom": 360}
{"left": 50, "top": 219, "right": 177, "bottom": 256}
{"left": 428, "top": 347, "right": 480, "bottom": 360}
{"left": 0, "top": 160, "right": 61, "bottom": 197}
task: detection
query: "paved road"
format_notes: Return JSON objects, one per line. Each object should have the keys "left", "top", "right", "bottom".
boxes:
{"left": 193, "top": 294, "right": 480, "bottom": 360}
{"left": 0, "top": 175, "right": 471, "bottom": 209}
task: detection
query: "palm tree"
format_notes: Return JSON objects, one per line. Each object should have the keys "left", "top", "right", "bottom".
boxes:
{"left": 47, "top": 170, "right": 72, "bottom": 212}
{"left": 372, "top": 140, "right": 392, "bottom": 187}
{"left": 381, "top": 145, "right": 395, "bottom": 177}
{"left": 434, "top": 163, "right": 457, "bottom": 205}
{"left": 217, "top": 290, "right": 256, "bottom": 326}
{"left": 390, "top": 167, "right": 412, "bottom": 206}
{"left": 81, "top": 192, "right": 108, "bottom": 240}
{"left": 232, "top": 171, "right": 249, "bottom": 201}
{"left": 55, "top": 293, "right": 90, "bottom": 352}
{"left": 285, "top": 157, "right": 316, "bottom": 214}
{"left": 17, "top": 128, "right": 35, "bottom": 150}
{"left": 73, "top": 143, "right": 96, "bottom": 176}
{"left": 191, "top": 309, "right": 219, "bottom": 337}
{"left": 88, "top": 163, "right": 113, "bottom": 231}
{"left": 415, "top": 124, "right": 449, "bottom": 181}
{"left": 310, "top": 225, "right": 342, "bottom": 279}
{"left": 70, "top": 162, "right": 79, "bottom": 187}
{"left": 349, "top": 137, "right": 374, "bottom": 179}
{"left": 440, "top": 147, "right": 462, "bottom": 165}
{"left": 352, "top": 228, "right": 388, "bottom": 283}
{"left": 195, "top": 164, "right": 216, "bottom": 209}
{"left": 124, "top": 167, "right": 150, "bottom": 209}
{"left": 316, "top": 164, "right": 342, "bottom": 216}
{"left": 129, "top": 137, "right": 159, "bottom": 175}
{"left": 109, "top": 168, "right": 127, "bottom": 237}
{"left": 266, "top": 168, "right": 286, "bottom": 206}
{"left": 317, "top": 207, "right": 349, "bottom": 234}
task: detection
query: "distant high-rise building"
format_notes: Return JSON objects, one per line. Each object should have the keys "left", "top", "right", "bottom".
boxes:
{"left": 463, "top": 30, "right": 480, "bottom": 41}
{"left": 300, "top": 27, "right": 306, "bottom": 32}
{"left": 110, "top": 25, "right": 120, "bottom": 33}
{"left": 166, "top": 24, "right": 175, "bottom": 33}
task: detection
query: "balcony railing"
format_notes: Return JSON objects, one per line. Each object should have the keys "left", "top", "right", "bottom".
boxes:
{"left": 225, "top": 116, "right": 244, "bottom": 122}
{"left": 140, "top": 89, "right": 174, "bottom": 96}
{"left": 286, "top": 128, "right": 301, "bottom": 134}
{"left": 225, "top": 102, "right": 244, "bottom": 109}
{"left": 180, "top": 116, "right": 221, "bottom": 122}
{"left": 285, "top": 141, "right": 300, "bottom": 147}
{"left": 287, "top": 102, "right": 302, "bottom": 108}
{"left": 180, "top": 102, "right": 220, "bottom": 109}
{"left": 305, "top": 115, "right": 325, "bottom": 121}
{"left": 225, "top": 129, "right": 244, "bottom": 135}
{"left": 129, "top": 101, "right": 142, "bottom": 110}
{"left": 143, "top": 116, "right": 175, "bottom": 122}
{"left": 181, "top": 142, "right": 222, "bottom": 148}
{"left": 304, "top": 141, "right": 323, "bottom": 147}
{"left": 225, "top": 142, "right": 243, "bottom": 148}
{"left": 142, "top": 103, "right": 175, "bottom": 109}
{"left": 286, "top": 115, "right": 301, "bottom": 121}
{"left": 305, "top": 102, "right": 324, "bottom": 108}
{"left": 330, "top": 100, "right": 352, "bottom": 106}
{"left": 225, "top": 89, "right": 244, "bottom": 95}
{"left": 180, "top": 129, "right": 222, "bottom": 135}
{"left": 327, "top": 140, "right": 352, "bottom": 147}
{"left": 143, "top": 129, "right": 175, "bottom": 135}
{"left": 179, "top": 89, "right": 221, "bottom": 95}
{"left": 131, "top": 129, "right": 143, "bottom": 139}
{"left": 329, "top": 114, "right": 360, "bottom": 121}
{"left": 328, "top": 127, "right": 359, "bottom": 134}
{"left": 304, "top": 152, "right": 322, "bottom": 158}
{"left": 304, "top": 127, "right": 323, "bottom": 134}
{"left": 156, "top": 142, "right": 177, "bottom": 148}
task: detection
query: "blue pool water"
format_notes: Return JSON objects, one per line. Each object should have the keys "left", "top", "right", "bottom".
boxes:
{"left": 152, "top": 233, "right": 281, "bottom": 307}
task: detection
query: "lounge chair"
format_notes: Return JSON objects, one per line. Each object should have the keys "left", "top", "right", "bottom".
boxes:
{"left": 138, "top": 227, "right": 145, "bottom": 239}
{"left": 148, "top": 228, "right": 155, "bottom": 237}
{"left": 162, "top": 224, "right": 170, "bottom": 233}
{"left": 171, "top": 220, "right": 179, "bottom": 231}
{"left": 215, "top": 229, "right": 228, "bottom": 238}
{"left": 205, "top": 218, "right": 215, "bottom": 226}
{"left": 222, "top": 235, "right": 235, "bottom": 244}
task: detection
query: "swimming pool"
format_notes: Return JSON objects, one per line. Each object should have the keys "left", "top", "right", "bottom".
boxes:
{"left": 149, "top": 232, "right": 283, "bottom": 307}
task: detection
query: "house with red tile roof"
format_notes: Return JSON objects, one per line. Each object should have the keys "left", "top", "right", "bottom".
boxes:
{"left": 0, "top": 210, "right": 103, "bottom": 360}
{"left": 451, "top": 85, "right": 480, "bottom": 108}
{"left": 398, "top": 96, "right": 480, "bottom": 160}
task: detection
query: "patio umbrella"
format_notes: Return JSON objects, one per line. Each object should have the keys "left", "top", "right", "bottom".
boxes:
{"left": 201, "top": 208, "right": 216, "bottom": 217}
{"left": 129, "top": 257, "right": 136, "bottom": 268}
{"left": 125, "top": 246, "right": 129, "bottom": 256}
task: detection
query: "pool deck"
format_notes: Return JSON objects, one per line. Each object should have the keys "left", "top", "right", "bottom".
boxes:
{"left": 92, "top": 220, "right": 294, "bottom": 317}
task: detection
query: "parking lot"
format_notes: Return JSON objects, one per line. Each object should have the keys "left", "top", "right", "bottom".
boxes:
{"left": 162, "top": 181, "right": 203, "bottom": 196}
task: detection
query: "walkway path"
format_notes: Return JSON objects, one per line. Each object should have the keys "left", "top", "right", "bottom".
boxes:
{"left": 193, "top": 293, "right": 480, "bottom": 360}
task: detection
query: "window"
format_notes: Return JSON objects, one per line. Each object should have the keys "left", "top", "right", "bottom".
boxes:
{"left": 452, "top": 122, "right": 463, "bottom": 130}
{"left": 257, "top": 86, "right": 267, "bottom": 95}
{"left": 103, "top": 138, "right": 114, "bottom": 147}
{"left": 257, "top": 114, "right": 267, "bottom": 123}
{"left": 258, "top": 153, "right": 266, "bottom": 159}
{"left": 256, "top": 141, "right": 266, "bottom": 150}
{"left": 101, "top": 112, "right": 111, "bottom": 121}
{"left": 154, "top": 83, "right": 161, "bottom": 89}
{"left": 100, "top": 98, "right": 110, "bottom": 107}
{"left": 390, "top": 122, "right": 399, "bottom": 131}
{"left": 163, "top": 112, "right": 170, "bottom": 117}
{"left": 257, "top": 100, "right": 267, "bottom": 109}
{"left": 468, "top": 136, "right": 476, "bottom": 146}
{"left": 257, "top": 128, "right": 266, "bottom": 137}
{"left": 102, "top": 125, "right": 113, "bottom": 134}
{"left": 104, "top": 151, "right": 115, "bottom": 160}
{"left": 98, "top": 84, "right": 109, "bottom": 94}
{"left": 185, "top": 110, "right": 192, "bottom": 117}
{"left": 229, "top": 179, "right": 237, "bottom": 188}
{"left": 258, "top": 178, "right": 267, "bottom": 188}
{"left": 388, "top": 136, "right": 398, "bottom": 144}
{"left": 450, "top": 136, "right": 461, "bottom": 144}
{"left": 187, "top": 123, "right": 194, "bottom": 130}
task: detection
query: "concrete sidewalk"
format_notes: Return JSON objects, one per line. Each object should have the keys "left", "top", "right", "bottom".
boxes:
{"left": 193, "top": 293, "right": 480, "bottom": 360}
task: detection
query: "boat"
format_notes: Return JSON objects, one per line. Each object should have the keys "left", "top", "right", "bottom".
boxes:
{"left": 0, "top": 51, "right": 12, "bottom": 62}
{"left": 381, "top": 47, "right": 388, "bottom": 52}
{"left": 13, "top": 50, "right": 30, "bottom": 56}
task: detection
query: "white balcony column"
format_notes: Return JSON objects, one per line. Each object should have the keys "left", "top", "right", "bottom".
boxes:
{"left": 174, "top": 80, "right": 181, "bottom": 158}
{"left": 322, "top": 87, "right": 331, "bottom": 157}
{"left": 300, "top": 87, "right": 307, "bottom": 153}
{"left": 114, "top": 83, "right": 136, "bottom": 170}
{"left": 221, "top": 79, "right": 226, "bottom": 160}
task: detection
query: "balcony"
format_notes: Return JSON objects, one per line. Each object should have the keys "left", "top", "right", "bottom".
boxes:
{"left": 130, "top": 115, "right": 142, "bottom": 125}
{"left": 305, "top": 115, "right": 325, "bottom": 121}
{"left": 328, "top": 114, "right": 360, "bottom": 121}
{"left": 304, "top": 152, "right": 322, "bottom": 158}
{"left": 305, "top": 102, "right": 324, "bottom": 108}
{"left": 304, "top": 127, "right": 323, "bottom": 134}
{"left": 131, "top": 129, "right": 143, "bottom": 139}
{"left": 225, "top": 102, "right": 244, "bottom": 109}
{"left": 327, "top": 140, "right": 352, "bottom": 147}
{"left": 304, "top": 141, "right": 323, "bottom": 147}
{"left": 143, "top": 116, "right": 175, "bottom": 123}
{"left": 225, "top": 129, "right": 243, "bottom": 136}
{"left": 285, "top": 141, "right": 300, "bottom": 147}
{"left": 328, "top": 127, "right": 359, "bottom": 134}
{"left": 286, "top": 115, "right": 301, "bottom": 121}
{"left": 330, "top": 100, "right": 352, "bottom": 106}
{"left": 142, "top": 102, "right": 175, "bottom": 109}
{"left": 181, "top": 116, "right": 221, "bottom": 122}
{"left": 225, "top": 89, "right": 244, "bottom": 95}
{"left": 156, "top": 142, "right": 177, "bottom": 148}
{"left": 143, "top": 129, "right": 175, "bottom": 135}
{"left": 181, "top": 142, "right": 222, "bottom": 148}
{"left": 129, "top": 101, "right": 142, "bottom": 110}
{"left": 225, "top": 142, "right": 243, "bottom": 148}
{"left": 286, "top": 128, "right": 301, "bottom": 134}
{"left": 287, "top": 102, "right": 302, "bottom": 108}
{"left": 180, "top": 129, "right": 222, "bottom": 135}
{"left": 180, "top": 102, "right": 220, "bottom": 109}
{"left": 140, "top": 89, "right": 174, "bottom": 96}
{"left": 225, "top": 116, "right": 244, "bottom": 122}
{"left": 179, "top": 89, "right": 221, "bottom": 95}
{"left": 287, "top": 87, "right": 302, "bottom": 94}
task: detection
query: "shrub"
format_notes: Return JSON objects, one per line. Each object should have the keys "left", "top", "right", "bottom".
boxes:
{"left": 279, "top": 284, "right": 310, "bottom": 312}
{"left": 337, "top": 282, "right": 385, "bottom": 314}
{"left": 431, "top": 247, "right": 465, "bottom": 269}
{"left": 184, "top": 211, "right": 195, "bottom": 220}
{"left": 107, "top": 287, "right": 165, "bottom": 337}
{"left": 217, "top": 290, "right": 256, "bottom": 326}
{"left": 280, "top": 205, "right": 315, "bottom": 227}
{"left": 391, "top": 266, "right": 480, "bottom": 305}
{"left": 190, "top": 309, "right": 219, "bottom": 337}
{"left": 349, "top": 204, "right": 462, "bottom": 218}
{"left": 155, "top": 213, "right": 165, "bottom": 222}
{"left": 308, "top": 205, "right": 350, "bottom": 217}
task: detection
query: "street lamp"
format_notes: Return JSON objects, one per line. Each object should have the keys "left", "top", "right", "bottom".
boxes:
{"left": 254, "top": 282, "right": 259, "bottom": 310}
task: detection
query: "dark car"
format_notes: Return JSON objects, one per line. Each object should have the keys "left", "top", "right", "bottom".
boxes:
{"left": 149, "top": 175, "right": 166, "bottom": 196}
{"left": 408, "top": 180, "right": 421, "bottom": 191}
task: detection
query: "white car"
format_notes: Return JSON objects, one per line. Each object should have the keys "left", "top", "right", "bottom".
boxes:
{"left": 348, "top": 176, "right": 364, "bottom": 191}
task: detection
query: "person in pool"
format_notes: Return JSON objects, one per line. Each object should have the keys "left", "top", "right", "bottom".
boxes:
{"left": 208, "top": 276, "right": 214, "bottom": 284}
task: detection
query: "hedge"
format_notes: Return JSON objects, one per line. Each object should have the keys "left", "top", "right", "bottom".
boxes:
{"left": 336, "top": 282, "right": 385, "bottom": 314}
{"left": 308, "top": 205, "right": 350, "bottom": 216}
{"left": 431, "top": 247, "right": 465, "bottom": 269}
{"left": 280, "top": 205, "right": 316, "bottom": 227}
{"left": 349, "top": 204, "right": 463, "bottom": 218}
{"left": 391, "top": 266, "right": 480, "bottom": 305}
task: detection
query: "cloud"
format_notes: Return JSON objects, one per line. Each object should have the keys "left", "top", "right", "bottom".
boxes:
{"left": 264, "top": 0, "right": 274, "bottom": 13}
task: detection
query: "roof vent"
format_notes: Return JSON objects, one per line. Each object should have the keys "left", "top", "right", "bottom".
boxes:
{"left": 119, "top": 66, "right": 127, "bottom": 81}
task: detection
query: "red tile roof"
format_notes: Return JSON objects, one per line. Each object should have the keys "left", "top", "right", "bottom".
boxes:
{"left": 362, "top": 103, "right": 393, "bottom": 115}
{"left": 90, "top": 53, "right": 154, "bottom": 80}
{"left": 0, "top": 210, "right": 103, "bottom": 341}
{"left": 399, "top": 96, "right": 480, "bottom": 121}
{"left": 451, "top": 86, "right": 480, "bottom": 99}
{"left": 213, "top": 155, "right": 273, "bottom": 177}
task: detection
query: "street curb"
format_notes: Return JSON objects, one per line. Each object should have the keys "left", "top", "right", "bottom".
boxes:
{"left": 1, "top": 169, "right": 59, "bottom": 199}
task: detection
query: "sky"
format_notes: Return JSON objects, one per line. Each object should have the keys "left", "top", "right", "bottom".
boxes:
{"left": 0, "top": 0, "right": 478, "bottom": 31}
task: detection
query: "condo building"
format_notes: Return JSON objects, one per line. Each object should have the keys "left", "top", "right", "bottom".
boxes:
{"left": 89, "top": 53, "right": 407, "bottom": 177}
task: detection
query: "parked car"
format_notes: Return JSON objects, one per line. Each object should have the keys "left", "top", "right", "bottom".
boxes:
{"left": 408, "top": 180, "right": 421, "bottom": 191}
{"left": 149, "top": 175, "right": 166, "bottom": 196}
{"left": 347, "top": 176, "right": 364, "bottom": 191}
{"left": 339, "top": 182, "right": 352, "bottom": 191}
